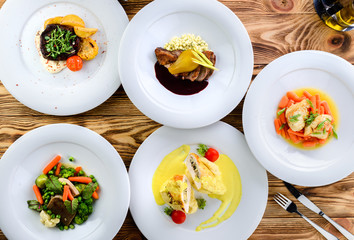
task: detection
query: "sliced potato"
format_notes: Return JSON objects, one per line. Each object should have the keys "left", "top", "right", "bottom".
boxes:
{"left": 78, "top": 38, "right": 99, "bottom": 60}
{"left": 74, "top": 26, "right": 98, "bottom": 38}
{"left": 44, "top": 16, "right": 63, "bottom": 28}
{"left": 60, "top": 14, "right": 85, "bottom": 28}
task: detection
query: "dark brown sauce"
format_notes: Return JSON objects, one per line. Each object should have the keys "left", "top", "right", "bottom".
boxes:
{"left": 154, "top": 62, "right": 208, "bottom": 95}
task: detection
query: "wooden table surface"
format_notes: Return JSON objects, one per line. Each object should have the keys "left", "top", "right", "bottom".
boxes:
{"left": 0, "top": 0, "right": 353, "bottom": 239}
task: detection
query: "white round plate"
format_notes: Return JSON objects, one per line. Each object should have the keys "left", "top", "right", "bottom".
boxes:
{"left": 243, "top": 50, "right": 354, "bottom": 186}
{"left": 0, "top": 124, "right": 130, "bottom": 240}
{"left": 0, "top": 0, "right": 128, "bottom": 115}
{"left": 119, "top": 0, "right": 253, "bottom": 129}
{"left": 129, "top": 121, "right": 267, "bottom": 240}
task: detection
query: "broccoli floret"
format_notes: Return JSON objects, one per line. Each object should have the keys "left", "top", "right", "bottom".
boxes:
{"left": 59, "top": 167, "right": 76, "bottom": 178}
{"left": 88, "top": 205, "right": 93, "bottom": 214}
{"left": 84, "top": 197, "right": 93, "bottom": 205}
{"left": 74, "top": 215, "right": 85, "bottom": 225}
{"left": 77, "top": 203, "right": 89, "bottom": 217}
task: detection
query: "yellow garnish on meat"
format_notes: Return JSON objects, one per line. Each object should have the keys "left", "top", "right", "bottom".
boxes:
{"left": 191, "top": 49, "right": 219, "bottom": 71}
{"left": 168, "top": 49, "right": 199, "bottom": 74}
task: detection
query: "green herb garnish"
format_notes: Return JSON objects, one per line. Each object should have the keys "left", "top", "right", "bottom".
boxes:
{"left": 45, "top": 175, "right": 63, "bottom": 194}
{"left": 277, "top": 108, "right": 286, "bottom": 116}
{"left": 197, "top": 144, "right": 208, "bottom": 156}
{"left": 304, "top": 112, "right": 319, "bottom": 126}
{"left": 197, "top": 198, "right": 206, "bottom": 210}
{"left": 164, "top": 207, "right": 173, "bottom": 216}
{"left": 279, "top": 124, "right": 285, "bottom": 130}
{"left": 45, "top": 25, "right": 77, "bottom": 59}
{"left": 316, "top": 120, "right": 327, "bottom": 130}
{"left": 27, "top": 200, "right": 43, "bottom": 212}
{"left": 306, "top": 99, "right": 314, "bottom": 109}
{"left": 82, "top": 182, "right": 98, "bottom": 200}
{"left": 64, "top": 198, "right": 78, "bottom": 214}
{"left": 289, "top": 114, "right": 301, "bottom": 123}
{"left": 332, "top": 127, "right": 338, "bottom": 139}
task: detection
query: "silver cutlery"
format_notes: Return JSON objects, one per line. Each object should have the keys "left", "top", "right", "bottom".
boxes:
{"left": 284, "top": 181, "right": 354, "bottom": 240}
{"left": 274, "top": 193, "right": 339, "bottom": 240}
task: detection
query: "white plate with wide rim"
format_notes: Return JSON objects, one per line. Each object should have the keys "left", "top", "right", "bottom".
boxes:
{"left": 0, "top": 124, "right": 130, "bottom": 240}
{"left": 0, "top": 0, "right": 128, "bottom": 115}
{"left": 129, "top": 121, "right": 268, "bottom": 240}
{"left": 119, "top": 0, "right": 253, "bottom": 129}
{"left": 243, "top": 50, "right": 354, "bottom": 187}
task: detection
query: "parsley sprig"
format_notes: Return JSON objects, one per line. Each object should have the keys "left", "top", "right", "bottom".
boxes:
{"left": 44, "top": 26, "right": 77, "bottom": 59}
{"left": 289, "top": 114, "right": 301, "bottom": 123}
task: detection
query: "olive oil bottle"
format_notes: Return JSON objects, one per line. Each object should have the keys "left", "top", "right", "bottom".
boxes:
{"left": 314, "top": 0, "right": 354, "bottom": 31}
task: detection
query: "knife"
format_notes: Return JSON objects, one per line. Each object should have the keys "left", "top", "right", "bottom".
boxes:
{"left": 284, "top": 181, "right": 354, "bottom": 240}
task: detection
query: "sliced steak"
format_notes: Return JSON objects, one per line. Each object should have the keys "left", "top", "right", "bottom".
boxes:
{"left": 47, "top": 195, "right": 76, "bottom": 226}
{"left": 155, "top": 48, "right": 216, "bottom": 82}
{"left": 155, "top": 47, "right": 180, "bottom": 66}
{"left": 40, "top": 24, "right": 80, "bottom": 61}
{"left": 204, "top": 51, "right": 216, "bottom": 80}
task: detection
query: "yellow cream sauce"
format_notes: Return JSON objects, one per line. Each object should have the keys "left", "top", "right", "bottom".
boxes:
{"left": 281, "top": 88, "right": 339, "bottom": 150}
{"left": 152, "top": 145, "right": 242, "bottom": 231}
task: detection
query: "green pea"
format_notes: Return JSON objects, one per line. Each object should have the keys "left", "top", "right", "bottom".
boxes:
{"left": 47, "top": 210, "right": 52, "bottom": 215}
{"left": 69, "top": 157, "right": 74, "bottom": 162}
{"left": 61, "top": 166, "right": 64, "bottom": 169}
{"left": 64, "top": 226, "right": 68, "bottom": 230}
{"left": 59, "top": 225, "right": 64, "bottom": 231}
{"left": 78, "top": 197, "right": 82, "bottom": 202}
{"left": 51, "top": 214, "right": 56, "bottom": 219}
{"left": 89, "top": 175, "right": 94, "bottom": 179}
{"left": 43, "top": 205, "right": 47, "bottom": 210}
{"left": 61, "top": 182, "right": 67, "bottom": 185}
{"left": 56, "top": 214, "right": 61, "bottom": 219}
{"left": 78, "top": 170, "right": 84, "bottom": 176}
{"left": 92, "top": 178, "right": 97, "bottom": 183}
{"left": 50, "top": 192, "right": 54, "bottom": 196}
{"left": 48, "top": 170, "right": 54, "bottom": 175}
{"left": 53, "top": 166, "right": 57, "bottom": 170}
{"left": 69, "top": 224, "right": 74, "bottom": 229}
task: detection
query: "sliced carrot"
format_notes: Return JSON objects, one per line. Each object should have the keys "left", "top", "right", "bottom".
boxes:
{"left": 33, "top": 185, "right": 43, "bottom": 205}
{"left": 288, "top": 132, "right": 300, "bottom": 144}
{"left": 67, "top": 188, "right": 74, "bottom": 201}
{"left": 63, "top": 185, "right": 69, "bottom": 202}
{"left": 274, "top": 119, "right": 281, "bottom": 135}
{"left": 92, "top": 191, "right": 99, "bottom": 200}
{"left": 303, "top": 90, "right": 312, "bottom": 99}
{"left": 284, "top": 128, "right": 290, "bottom": 140}
{"left": 287, "top": 99, "right": 295, "bottom": 108}
{"left": 288, "top": 128, "right": 305, "bottom": 137}
{"left": 318, "top": 139, "right": 327, "bottom": 144}
{"left": 75, "top": 166, "right": 82, "bottom": 174}
{"left": 302, "top": 141, "right": 317, "bottom": 148}
{"left": 315, "top": 94, "right": 320, "bottom": 112}
{"left": 278, "top": 95, "right": 289, "bottom": 109}
{"left": 43, "top": 155, "right": 61, "bottom": 174}
{"left": 321, "top": 101, "right": 332, "bottom": 115}
{"left": 279, "top": 112, "right": 287, "bottom": 125}
{"left": 55, "top": 162, "right": 62, "bottom": 176}
{"left": 287, "top": 91, "right": 302, "bottom": 102}
{"left": 320, "top": 106, "right": 325, "bottom": 115}
{"left": 68, "top": 177, "right": 92, "bottom": 184}
{"left": 310, "top": 96, "right": 317, "bottom": 113}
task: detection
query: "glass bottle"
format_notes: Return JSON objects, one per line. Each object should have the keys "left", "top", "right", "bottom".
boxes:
{"left": 314, "top": 0, "right": 354, "bottom": 31}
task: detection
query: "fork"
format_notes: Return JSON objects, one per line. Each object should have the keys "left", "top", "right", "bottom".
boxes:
{"left": 274, "top": 193, "right": 339, "bottom": 240}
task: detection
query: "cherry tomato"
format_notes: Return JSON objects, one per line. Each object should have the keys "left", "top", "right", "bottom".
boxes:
{"left": 171, "top": 210, "right": 186, "bottom": 224}
{"left": 66, "top": 56, "right": 83, "bottom": 72}
{"left": 204, "top": 148, "right": 219, "bottom": 162}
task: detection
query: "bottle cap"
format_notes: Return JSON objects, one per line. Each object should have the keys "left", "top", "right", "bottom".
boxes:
{"left": 326, "top": 2, "right": 343, "bottom": 15}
